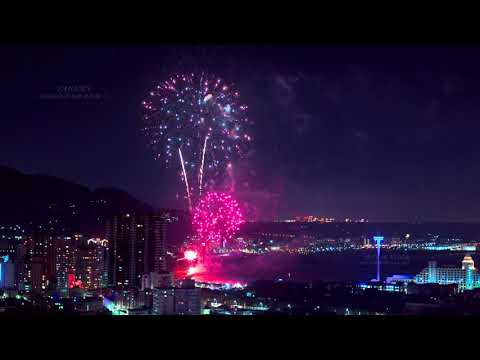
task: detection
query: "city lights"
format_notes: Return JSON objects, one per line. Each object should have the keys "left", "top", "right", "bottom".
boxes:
{"left": 3, "top": 44, "right": 480, "bottom": 318}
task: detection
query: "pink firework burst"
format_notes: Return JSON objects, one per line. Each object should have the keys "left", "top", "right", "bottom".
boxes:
{"left": 192, "top": 192, "right": 244, "bottom": 252}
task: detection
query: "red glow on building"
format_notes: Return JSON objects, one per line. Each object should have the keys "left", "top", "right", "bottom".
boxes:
{"left": 68, "top": 273, "right": 84, "bottom": 289}
{"left": 68, "top": 274, "right": 75, "bottom": 288}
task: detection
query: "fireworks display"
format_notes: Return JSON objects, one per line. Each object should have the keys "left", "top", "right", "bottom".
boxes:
{"left": 192, "top": 192, "right": 244, "bottom": 253}
{"left": 142, "top": 73, "right": 251, "bottom": 284}
{"left": 141, "top": 73, "right": 252, "bottom": 206}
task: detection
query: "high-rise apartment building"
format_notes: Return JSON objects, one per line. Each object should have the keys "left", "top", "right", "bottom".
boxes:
{"left": 106, "top": 214, "right": 134, "bottom": 287}
{"left": 54, "top": 235, "right": 77, "bottom": 296}
{"left": 78, "top": 238, "right": 109, "bottom": 290}
{"left": 15, "top": 241, "right": 26, "bottom": 290}
{"left": 148, "top": 214, "right": 169, "bottom": 273}
{"left": 105, "top": 212, "right": 173, "bottom": 288}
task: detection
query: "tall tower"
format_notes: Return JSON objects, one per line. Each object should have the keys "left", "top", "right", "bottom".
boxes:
{"left": 106, "top": 214, "right": 134, "bottom": 287}
{"left": 373, "top": 236, "right": 384, "bottom": 282}
{"left": 30, "top": 229, "right": 48, "bottom": 293}
{"left": 54, "top": 235, "right": 77, "bottom": 297}
{"left": 462, "top": 255, "right": 475, "bottom": 290}
{"left": 154, "top": 215, "right": 168, "bottom": 273}
{"left": 143, "top": 214, "right": 170, "bottom": 274}
{"left": 128, "top": 215, "right": 147, "bottom": 288}
{"left": 15, "top": 241, "right": 26, "bottom": 291}
{"left": 106, "top": 212, "right": 173, "bottom": 289}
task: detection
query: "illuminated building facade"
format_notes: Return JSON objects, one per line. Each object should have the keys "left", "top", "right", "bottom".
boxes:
{"left": 129, "top": 218, "right": 145, "bottom": 287}
{"left": 0, "top": 255, "right": 15, "bottom": 289}
{"left": 151, "top": 279, "right": 201, "bottom": 315}
{"left": 0, "top": 226, "right": 102, "bottom": 296}
{"left": 174, "top": 286, "right": 201, "bottom": 315}
{"left": 174, "top": 279, "right": 201, "bottom": 315}
{"left": 415, "top": 256, "right": 480, "bottom": 291}
{"left": 76, "top": 238, "right": 109, "bottom": 290}
{"left": 22, "top": 230, "right": 74, "bottom": 294}
{"left": 103, "top": 288, "right": 139, "bottom": 314}
{"left": 148, "top": 214, "right": 169, "bottom": 274}
{"left": 76, "top": 247, "right": 89, "bottom": 287}
{"left": 106, "top": 214, "right": 133, "bottom": 287}
{"left": 90, "top": 239, "right": 109, "bottom": 289}
{"left": 55, "top": 235, "right": 77, "bottom": 296}
{"left": 0, "top": 224, "right": 26, "bottom": 243}
{"left": 386, "top": 274, "right": 414, "bottom": 284}
{"left": 0, "top": 242, "right": 16, "bottom": 259}
{"left": 71, "top": 297, "right": 104, "bottom": 313}
{"left": 30, "top": 262, "right": 43, "bottom": 293}
{"left": 45, "top": 235, "right": 57, "bottom": 284}
{"left": 152, "top": 288, "right": 175, "bottom": 315}
{"left": 357, "top": 282, "right": 405, "bottom": 293}
{"left": 141, "top": 271, "right": 173, "bottom": 290}
{"left": 15, "top": 241, "right": 26, "bottom": 290}
{"left": 116, "top": 288, "right": 138, "bottom": 310}
{"left": 105, "top": 213, "right": 172, "bottom": 288}
{"left": 27, "top": 230, "right": 49, "bottom": 293}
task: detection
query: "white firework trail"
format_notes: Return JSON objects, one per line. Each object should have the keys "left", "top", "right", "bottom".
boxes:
{"left": 179, "top": 148, "right": 192, "bottom": 211}
{"left": 199, "top": 135, "right": 208, "bottom": 196}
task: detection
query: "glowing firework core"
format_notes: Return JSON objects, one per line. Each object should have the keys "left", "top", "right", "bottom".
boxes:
{"left": 192, "top": 192, "right": 244, "bottom": 252}
{"left": 184, "top": 249, "right": 198, "bottom": 261}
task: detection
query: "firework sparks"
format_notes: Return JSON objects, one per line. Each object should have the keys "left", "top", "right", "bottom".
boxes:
{"left": 141, "top": 73, "right": 252, "bottom": 207}
{"left": 192, "top": 191, "right": 244, "bottom": 253}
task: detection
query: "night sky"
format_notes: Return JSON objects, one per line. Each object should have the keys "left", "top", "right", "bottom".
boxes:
{"left": 2, "top": 45, "right": 480, "bottom": 222}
